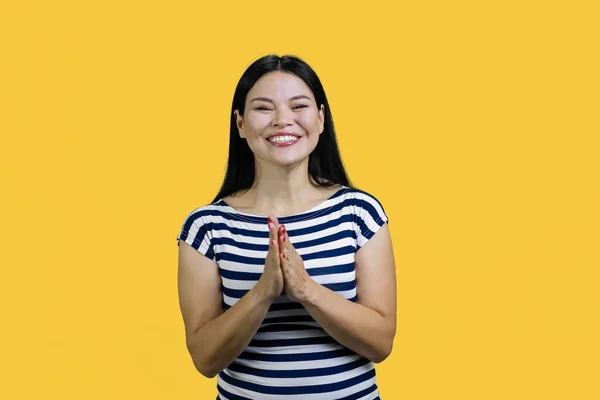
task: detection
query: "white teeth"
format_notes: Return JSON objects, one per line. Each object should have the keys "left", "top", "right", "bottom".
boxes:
{"left": 269, "top": 135, "right": 298, "bottom": 143}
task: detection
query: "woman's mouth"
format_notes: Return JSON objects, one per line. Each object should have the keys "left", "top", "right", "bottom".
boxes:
{"left": 267, "top": 135, "right": 300, "bottom": 147}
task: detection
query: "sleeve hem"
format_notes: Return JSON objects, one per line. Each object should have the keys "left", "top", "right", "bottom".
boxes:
{"left": 176, "top": 230, "right": 215, "bottom": 260}
{"left": 365, "top": 215, "right": 387, "bottom": 239}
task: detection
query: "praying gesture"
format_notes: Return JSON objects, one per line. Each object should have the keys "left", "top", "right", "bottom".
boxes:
{"left": 262, "top": 216, "right": 315, "bottom": 303}
{"left": 277, "top": 223, "right": 315, "bottom": 303}
{"left": 257, "top": 216, "right": 284, "bottom": 300}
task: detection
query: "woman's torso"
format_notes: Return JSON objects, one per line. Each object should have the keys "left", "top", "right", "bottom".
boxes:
{"left": 178, "top": 186, "right": 386, "bottom": 399}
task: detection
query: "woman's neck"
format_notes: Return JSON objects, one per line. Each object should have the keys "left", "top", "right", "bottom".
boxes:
{"left": 229, "top": 160, "right": 337, "bottom": 217}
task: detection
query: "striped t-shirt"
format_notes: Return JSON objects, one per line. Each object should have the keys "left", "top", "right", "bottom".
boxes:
{"left": 177, "top": 185, "right": 389, "bottom": 400}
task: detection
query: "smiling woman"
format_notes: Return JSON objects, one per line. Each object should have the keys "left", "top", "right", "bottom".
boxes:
{"left": 176, "top": 54, "right": 397, "bottom": 400}
{"left": 234, "top": 71, "right": 325, "bottom": 165}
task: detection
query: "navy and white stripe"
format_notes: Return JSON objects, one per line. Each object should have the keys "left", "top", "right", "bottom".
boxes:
{"left": 177, "top": 186, "right": 388, "bottom": 399}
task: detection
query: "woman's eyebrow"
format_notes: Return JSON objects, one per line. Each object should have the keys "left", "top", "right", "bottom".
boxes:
{"left": 250, "top": 95, "right": 312, "bottom": 103}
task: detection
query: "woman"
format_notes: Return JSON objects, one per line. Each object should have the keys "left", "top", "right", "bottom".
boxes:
{"left": 177, "top": 54, "right": 396, "bottom": 399}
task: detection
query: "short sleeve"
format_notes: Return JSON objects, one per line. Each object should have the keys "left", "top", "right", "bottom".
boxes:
{"left": 353, "top": 190, "right": 389, "bottom": 250}
{"left": 176, "top": 211, "right": 216, "bottom": 261}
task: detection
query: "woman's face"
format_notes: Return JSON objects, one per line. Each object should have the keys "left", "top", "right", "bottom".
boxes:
{"left": 234, "top": 71, "right": 325, "bottom": 168}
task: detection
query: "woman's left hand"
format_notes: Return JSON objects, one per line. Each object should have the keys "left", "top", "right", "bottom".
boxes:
{"left": 278, "top": 225, "right": 316, "bottom": 303}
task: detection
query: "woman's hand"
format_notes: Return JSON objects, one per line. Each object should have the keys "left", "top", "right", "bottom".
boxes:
{"left": 256, "top": 216, "right": 284, "bottom": 301}
{"left": 278, "top": 224, "right": 316, "bottom": 303}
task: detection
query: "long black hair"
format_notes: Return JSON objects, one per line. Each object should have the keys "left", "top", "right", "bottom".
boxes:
{"left": 212, "top": 54, "right": 352, "bottom": 203}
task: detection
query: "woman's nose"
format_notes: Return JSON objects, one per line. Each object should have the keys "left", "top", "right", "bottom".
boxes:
{"left": 271, "top": 107, "right": 293, "bottom": 127}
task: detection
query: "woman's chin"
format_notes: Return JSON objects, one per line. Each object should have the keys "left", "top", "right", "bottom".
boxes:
{"left": 269, "top": 155, "right": 309, "bottom": 168}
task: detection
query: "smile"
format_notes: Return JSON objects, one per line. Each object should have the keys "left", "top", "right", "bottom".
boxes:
{"left": 267, "top": 135, "right": 300, "bottom": 146}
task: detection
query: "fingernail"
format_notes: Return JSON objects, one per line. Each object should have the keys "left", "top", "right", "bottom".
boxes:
{"left": 268, "top": 217, "right": 272, "bottom": 223}
{"left": 282, "top": 225, "right": 286, "bottom": 234}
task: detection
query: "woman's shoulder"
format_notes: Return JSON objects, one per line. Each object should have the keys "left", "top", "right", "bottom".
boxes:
{"left": 342, "top": 187, "right": 389, "bottom": 247}
{"left": 342, "top": 186, "right": 385, "bottom": 206}
{"left": 176, "top": 202, "right": 222, "bottom": 258}
{"left": 340, "top": 186, "right": 388, "bottom": 223}
{"left": 178, "top": 200, "right": 227, "bottom": 228}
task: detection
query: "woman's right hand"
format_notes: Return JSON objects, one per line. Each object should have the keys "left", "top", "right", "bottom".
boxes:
{"left": 257, "top": 216, "right": 284, "bottom": 300}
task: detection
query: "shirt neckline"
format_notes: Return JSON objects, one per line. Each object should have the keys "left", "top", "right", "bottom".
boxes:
{"left": 216, "top": 185, "right": 350, "bottom": 223}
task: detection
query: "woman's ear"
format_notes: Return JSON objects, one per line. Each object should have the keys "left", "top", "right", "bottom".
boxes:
{"left": 234, "top": 110, "right": 245, "bottom": 138}
{"left": 318, "top": 104, "right": 325, "bottom": 134}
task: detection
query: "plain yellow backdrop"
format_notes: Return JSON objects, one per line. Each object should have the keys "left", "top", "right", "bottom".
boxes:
{"left": 1, "top": 1, "right": 598, "bottom": 399}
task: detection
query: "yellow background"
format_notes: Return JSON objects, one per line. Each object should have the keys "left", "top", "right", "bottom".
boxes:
{"left": 1, "top": 1, "right": 598, "bottom": 399}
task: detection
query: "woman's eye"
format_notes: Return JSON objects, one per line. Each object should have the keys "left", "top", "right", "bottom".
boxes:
{"left": 255, "top": 105, "right": 308, "bottom": 111}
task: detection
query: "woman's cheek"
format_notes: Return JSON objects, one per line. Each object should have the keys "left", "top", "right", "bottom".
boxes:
{"left": 299, "top": 115, "right": 320, "bottom": 134}
{"left": 247, "top": 118, "right": 269, "bottom": 137}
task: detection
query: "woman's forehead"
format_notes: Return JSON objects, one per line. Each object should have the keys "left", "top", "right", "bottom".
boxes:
{"left": 248, "top": 71, "right": 314, "bottom": 100}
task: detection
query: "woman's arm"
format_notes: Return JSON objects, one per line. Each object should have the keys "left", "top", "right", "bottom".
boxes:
{"left": 278, "top": 223, "right": 397, "bottom": 363}
{"left": 178, "top": 220, "right": 284, "bottom": 378}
